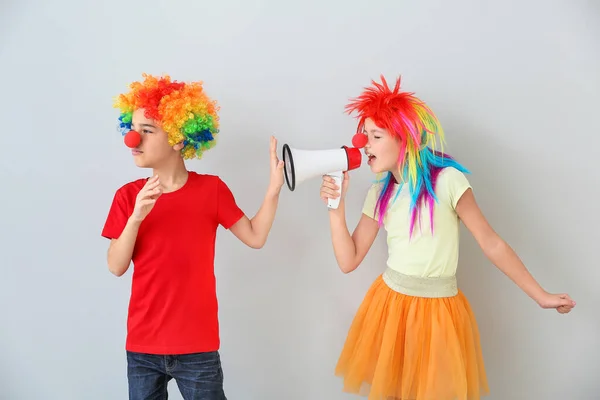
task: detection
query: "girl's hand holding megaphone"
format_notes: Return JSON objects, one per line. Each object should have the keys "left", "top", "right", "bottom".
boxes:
{"left": 320, "top": 171, "right": 350, "bottom": 211}
{"left": 319, "top": 131, "right": 365, "bottom": 210}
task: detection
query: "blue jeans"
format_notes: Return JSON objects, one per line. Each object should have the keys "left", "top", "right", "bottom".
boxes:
{"left": 126, "top": 351, "right": 227, "bottom": 400}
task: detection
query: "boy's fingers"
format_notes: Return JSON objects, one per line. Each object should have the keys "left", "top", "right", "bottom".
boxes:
{"left": 139, "top": 188, "right": 161, "bottom": 201}
{"left": 142, "top": 177, "right": 160, "bottom": 191}
{"left": 145, "top": 187, "right": 160, "bottom": 195}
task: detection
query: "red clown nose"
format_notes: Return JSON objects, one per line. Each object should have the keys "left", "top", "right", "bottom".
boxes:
{"left": 351, "top": 133, "right": 368, "bottom": 149}
{"left": 124, "top": 130, "right": 141, "bottom": 148}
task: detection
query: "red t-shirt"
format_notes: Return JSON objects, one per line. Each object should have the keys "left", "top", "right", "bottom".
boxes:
{"left": 101, "top": 172, "right": 245, "bottom": 355}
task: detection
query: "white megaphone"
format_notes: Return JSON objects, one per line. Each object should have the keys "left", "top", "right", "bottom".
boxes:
{"left": 281, "top": 144, "right": 363, "bottom": 210}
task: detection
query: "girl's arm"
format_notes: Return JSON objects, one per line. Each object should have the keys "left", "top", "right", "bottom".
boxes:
{"left": 328, "top": 211, "right": 380, "bottom": 273}
{"left": 321, "top": 173, "right": 380, "bottom": 274}
{"left": 455, "top": 188, "right": 575, "bottom": 313}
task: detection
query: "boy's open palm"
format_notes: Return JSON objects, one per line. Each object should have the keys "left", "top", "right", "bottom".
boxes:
{"left": 269, "top": 136, "right": 284, "bottom": 191}
{"left": 132, "top": 175, "right": 162, "bottom": 222}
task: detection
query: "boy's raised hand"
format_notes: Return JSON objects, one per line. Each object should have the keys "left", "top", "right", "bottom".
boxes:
{"left": 132, "top": 175, "right": 162, "bottom": 222}
{"left": 268, "top": 136, "right": 284, "bottom": 194}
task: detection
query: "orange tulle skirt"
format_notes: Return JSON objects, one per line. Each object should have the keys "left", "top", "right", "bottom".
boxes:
{"left": 335, "top": 270, "right": 489, "bottom": 400}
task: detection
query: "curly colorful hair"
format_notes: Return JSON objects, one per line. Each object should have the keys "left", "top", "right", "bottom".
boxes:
{"left": 113, "top": 73, "right": 220, "bottom": 159}
{"left": 346, "top": 75, "right": 469, "bottom": 236}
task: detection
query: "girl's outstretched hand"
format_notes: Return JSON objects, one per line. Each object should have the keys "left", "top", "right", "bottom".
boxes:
{"left": 537, "top": 292, "right": 576, "bottom": 314}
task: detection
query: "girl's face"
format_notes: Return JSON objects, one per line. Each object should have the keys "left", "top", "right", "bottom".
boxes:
{"left": 362, "top": 118, "right": 403, "bottom": 177}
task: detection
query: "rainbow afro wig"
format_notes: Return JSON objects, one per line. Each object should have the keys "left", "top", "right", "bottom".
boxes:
{"left": 346, "top": 75, "right": 469, "bottom": 236}
{"left": 113, "top": 73, "right": 220, "bottom": 159}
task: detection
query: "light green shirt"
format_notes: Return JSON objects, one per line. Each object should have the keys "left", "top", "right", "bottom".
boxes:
{"left": 362, "top": 167, "right": 471, "bottom": 278}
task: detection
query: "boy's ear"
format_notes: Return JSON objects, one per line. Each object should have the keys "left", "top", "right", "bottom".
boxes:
{"left": 173, "top": 141, "right": 184, "bottom": 151}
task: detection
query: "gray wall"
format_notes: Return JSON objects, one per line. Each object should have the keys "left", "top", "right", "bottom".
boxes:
{"left": 1, "top": 0, "right": 598, "bottom": 398}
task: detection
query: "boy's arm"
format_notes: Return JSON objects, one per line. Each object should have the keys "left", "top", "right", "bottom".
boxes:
{"left": 104, "top": 176, "right": 162, "bottom": 276}
{"left": 107, "top": 217, "right": 142, "bottom": 276}
{"left": 229, "top": 136, "right": 284, "bottom": 249}
{"left": 229, "top": 187, "right": 281, "bottom": 249}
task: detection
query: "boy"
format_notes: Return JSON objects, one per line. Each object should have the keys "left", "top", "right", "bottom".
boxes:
{"left": 101, "top": 74, "right": 284, "bottom": 399}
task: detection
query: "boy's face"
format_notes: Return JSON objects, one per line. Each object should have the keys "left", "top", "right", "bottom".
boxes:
{"left": 130, "top": 108, "right": 183, "bottom": 168}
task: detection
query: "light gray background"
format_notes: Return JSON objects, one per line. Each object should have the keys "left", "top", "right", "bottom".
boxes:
{"left": 1, "top": 0, "right": 598, "bottom": 399}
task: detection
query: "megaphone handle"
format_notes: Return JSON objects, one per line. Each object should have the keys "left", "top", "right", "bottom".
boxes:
{"left": 326, "top": 170, "right": 343, "bottom": 210}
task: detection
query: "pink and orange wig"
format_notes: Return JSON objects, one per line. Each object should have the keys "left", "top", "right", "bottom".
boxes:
{"left": 346, "top": 75, "right": 469, "bottom": 236}
{"left": 113, "top": 73, "right": 220, "bottom": 159}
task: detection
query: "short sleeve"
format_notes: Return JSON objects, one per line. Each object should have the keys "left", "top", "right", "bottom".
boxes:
{"left": 217, "top": 178, "right": 245, "bottom": 229}
{"left": 101, "top": 189, "right": 130, "bottom": 239}
{"left": 440, "top": 167, "right": 472, "bottom": 209}
{"left": 362, "top": 184, "right": 381, "bottom": 220}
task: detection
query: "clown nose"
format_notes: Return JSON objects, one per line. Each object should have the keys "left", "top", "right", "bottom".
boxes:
{"left": 124, "top": 130, "right": 141, "bottom": 148}
{"left": 351, "top": 133, "right": 368, "bottom": 148}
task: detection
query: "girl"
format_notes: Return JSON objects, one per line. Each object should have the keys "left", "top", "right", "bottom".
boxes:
{"left": 319, "top": 76, "right": 576, "bottom": 400}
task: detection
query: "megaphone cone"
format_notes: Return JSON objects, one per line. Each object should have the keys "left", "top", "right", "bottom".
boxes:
{"left": 282, "top": 144, "right": 362, "bottom": 209}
